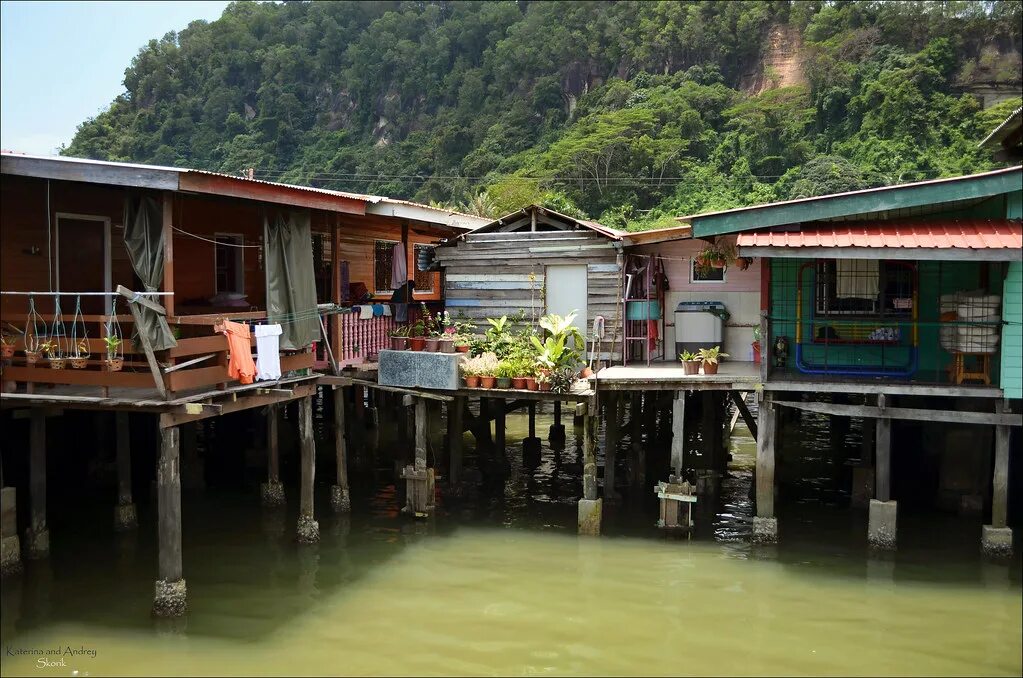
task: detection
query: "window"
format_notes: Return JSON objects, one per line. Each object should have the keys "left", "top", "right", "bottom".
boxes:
{"left": 413, "top": 244, "right": 434, "bottom": 293}
{"left": 691, "top": 259, "right": 726, "bottom": 283}
{"left": 374, "top": 240, "right": 400, "bottom": 293}
{"left": 215, "top": 234, "right": 244, "bottom": 294}
{"left": 814, "top": 260, "right": 914, "bottom": 317}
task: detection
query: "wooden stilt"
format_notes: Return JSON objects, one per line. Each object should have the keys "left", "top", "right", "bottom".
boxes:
{"left": 25, "top": 410, "right": 48, "bottom": 559}
{"left": 671, "top": 390, "right": 687, "bottom": 478}
{"left": 753, "top": 393, "right": 778, "bottom": 542}
{"left": 603, "top": 393, "right": 620, "bottom": 501}
{"left": 578, "top": 402, "right": 601, "bottom": 535}
{"left": 495, "top": 400, "right": 506, "bottom": 452}
{"left": 448, "top": 396, "right": 464, "bottom": 486}
{"left": 114, "top": 412, "right": 137, "bottom": 530}
{"left": 331, "top": 386, "right": 350, "bottom": 513}
{"left": 402, "top": 397, "right": 434, "bottom": 517}
{"left": 875, "top": 415, "right": 891, "bottom": 503}
{"left": 153, "top": 425, "right": 185, "bottom": 617}
{"left": 296, "top": 397, "right": 319, "bottom": 543}
{"left": 983, "top": 400, "right": 1013, "bottom": 557}
{"left": 528, "top": 402, "right": 536, "bottom": 438}
{"left": 261, "top": 404, "right": 285, "bottom": 507}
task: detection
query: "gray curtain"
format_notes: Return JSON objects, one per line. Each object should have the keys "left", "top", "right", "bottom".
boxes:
{"left": 264, "top": 211, "right": 319, "bottom": 350}
{"left": 123, "top": 194, "right": 177, "bottom": 351}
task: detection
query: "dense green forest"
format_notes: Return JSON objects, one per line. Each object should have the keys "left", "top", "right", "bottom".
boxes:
{"left": 63, "top": 0, "right": 1022, "bottom": 228}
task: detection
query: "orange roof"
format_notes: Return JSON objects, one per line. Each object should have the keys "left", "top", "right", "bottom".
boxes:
{"left": 736, "top": 220, "right": 1023, "bottom": 250}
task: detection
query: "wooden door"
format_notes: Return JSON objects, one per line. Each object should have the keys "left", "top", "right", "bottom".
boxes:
{"left": 58, "top": 216, "right": 108, "bottom": 314}
{"left": 545, "top": 264, "right": 588, "bottom": 341}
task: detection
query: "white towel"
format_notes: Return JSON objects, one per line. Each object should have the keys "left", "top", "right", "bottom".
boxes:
{"left": 358, "top": 305, "right": 373, "bottom": 320}
{"left": 835, "top": 259, "right": 879, "bottom": 300}
{"left": 381, "top": 304, "right": 392, "bottom": 317}
{"left": 254, "top": 324, "right": 283, "bottom": 381}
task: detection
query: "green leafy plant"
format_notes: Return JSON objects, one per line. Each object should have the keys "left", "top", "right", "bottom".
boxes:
{"left": 695, "top": 240, "right": 737, "bottom": 275}
{"left": 39, "top": 341, "right": 58, "bottom": 359}
{"left": 679, "top": 350, "right": 698, "bottom": 361}
{"left": 696, "top": 346, "right": 729, "bottom": 365}
{"left": 548, "top": 367, "right": 577, "bottom": 394}
{"left": 494, "top": 360, "right": 519, "bottom": 379}
{"left": 390, "top": 325, "right": 410, "bottom": 338}
{"left": 752, "top": 325, "right": 762, "bottom": 343}
{"left": 103, "top": 335, "right": 122, "bottom": 359}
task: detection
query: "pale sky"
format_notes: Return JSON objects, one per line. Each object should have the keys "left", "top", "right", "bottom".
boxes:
{"left": 1, "top": 0, "right": 231, "bottom": 155}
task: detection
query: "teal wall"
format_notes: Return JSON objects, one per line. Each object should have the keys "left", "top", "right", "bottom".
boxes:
{"left": 1001, "top": 261, "right": 1023, "bottom": 399}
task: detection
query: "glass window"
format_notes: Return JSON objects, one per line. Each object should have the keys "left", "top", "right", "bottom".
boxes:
{"left": 691, "top": 259, "right": 726, "bottom": 283}
{"left": 814, "top": 260, "right": 914, "bottom": 317}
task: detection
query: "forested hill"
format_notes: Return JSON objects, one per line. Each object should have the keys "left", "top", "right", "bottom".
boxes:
{"left": 63, "top": 0, "right": 1022, "bottom": 228}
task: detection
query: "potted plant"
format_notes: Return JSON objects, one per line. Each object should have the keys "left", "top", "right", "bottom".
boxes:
{"left": 508, "top": 357, "right": 530, "bottom": 389}
{"left": 389, "top": 325, "right": 410, "bottom": 351}
{"left": 437, "top": 326, "right": 457, "bottom": 353}
{"left": 752, "top": 325, "right": 762, "bottom": 365}
{"left": 536, "top": 370, "right": 552, "bottom": 392}
{"left": 42, "top": 341, "right": 66, "bottom": 370}
{"left": 679, "top": 350, "right": 701, "bottom": 375}
{"left": 696, "top": 345, "right": 729, "bottom": 375}
{"left": 71, "top": 338, "right": 90, "bottom": 369}
{"left": 695, "top": 240, "right": 737, "bottom": 275}
{"left": 460, "top": 353, "right": 484, "bottom": 388}
{"left": 549, "top": 367, "right": 576, "bottom": 394}
{"left": 474, "top": 352, "right": 499, "bottom": 389}
{"left": 103, "top": 335, "right": 124, "bottom": 372}
{"left": 0, "top": 330, "right": 16, "bottom": 359}
{"left": 408, "top": 320, "right": 426, "bottom": 351}
{"left": 494, "top": 360, "right": 515, "bottom": 389}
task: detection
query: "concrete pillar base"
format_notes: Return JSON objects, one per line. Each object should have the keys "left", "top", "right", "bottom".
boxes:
{"left": 296, "top": 516, "right": 320, "bottom": 544}
{"left": 981, "top": 525, "right": 1013, "bottom": 559}
{"left": 23, "top": 527, "right": 49, "bottom": 559}
{"left": 868, "top": 499, "right": 897, "bottom": 550}
{"left": 548, "top": 424, "right": 566, "bottom": 443}
{"left": 330, "top": 485, "right": 351, "bottom": 513}
{"left": 260, "top": 480, "right": 286, "bottom": 507}
{"left": 577, "top": 498, "right": 602, "bottom": 536}
{"left": 152, "top": 578, "right": 187, "bottom": 618}
{"left": 114, "top": 502, "right": 138, "bottom": 531}
{"left": 1, "top": 534, "right": 21, "bottom": 577}
{"left": 752, "top": 517, "right": 778, "bottom": 543}
{"left": 850, "top": 466, "right": 874, "bottom": 508}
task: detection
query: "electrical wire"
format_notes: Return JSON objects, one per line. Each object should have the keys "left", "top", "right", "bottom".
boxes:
{"left": 172, "top": 226, "right": 262, "bottom": 248}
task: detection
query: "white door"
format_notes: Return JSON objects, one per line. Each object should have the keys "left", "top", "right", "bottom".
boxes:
{"left": 545, "top": 264, "right": 588, "bottom": 344}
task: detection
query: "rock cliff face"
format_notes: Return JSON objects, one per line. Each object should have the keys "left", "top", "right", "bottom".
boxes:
{"left": 740, "top": 24, "right": 807, "bottom": 95}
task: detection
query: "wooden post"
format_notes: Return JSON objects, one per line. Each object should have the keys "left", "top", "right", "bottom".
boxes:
{"left": 161, "top": 192, "right": 175, "bottom": 318}
{"left": 528, "top": 402, "right": 536, "bottom": 439}
{"left": 671, "top": 390, "right": 687, "bottom": 478}
{"left": 330, "top": 216, "right": 342, "bottom": 365}
{"left": 495, "top": 400, "right": 506, "bottom": 452}
{"left": 983, "top": 400, "right": 1013, "bottom": 557}
{"left": 603, "top": 393, "right": 620, "bottom": 501}
{"left": 753, "top": 393, "right": 778, "bottom": 542}
{"left": 114, "top": 412, "right": 137, "bottom": 530}
{"left": 449, "top": 396, "right": 464, "bottom": 486}
{"left": 629, "top": 391, "right": 643, "bottom": 490}
{"left": 331, "top": 386, "right": 351, "bottom": 513}
{"left": 875, "top": 416, "right": 892, "bottom": 503}
{"left": 153, "top": 425, "right": 186, "bottom": 617}
{"left": 25, "top": 410, "right": 48, "bottom": 559}
{"left": 296, "top": 396, "right": 319, "bottom": 543}
{"left": 869, "top": 406, "right": 897, "bottom": 550}
{"left": 402, "top": 397, "right": 434, "bottom": 517}
{"left": 550, "top": 400, "right": 565, "bottom": 442}
{"left": 578, "top": 402, "right": 602, "bottom": 535}
{"left": 261, "top": 404, "right": 285, "bottom": 507}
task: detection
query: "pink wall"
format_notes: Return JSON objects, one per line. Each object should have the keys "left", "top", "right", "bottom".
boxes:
{"left": 632, "top": 238, "right": 760, "bottom": 292}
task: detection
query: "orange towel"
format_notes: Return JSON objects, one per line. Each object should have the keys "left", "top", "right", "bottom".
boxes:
{"left": 217, "top": 320, "right": 256, "bottom": 385}
{"left": 647, "top": 319, "right": 658, "bottom": 352}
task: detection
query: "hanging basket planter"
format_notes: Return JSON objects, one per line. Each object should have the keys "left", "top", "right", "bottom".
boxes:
{"left": 1, "top": 343, "right": 14, "bottom": 359}
{"left": 104, "top": 357, "right": 124, "bottom": 372}
{"left": 24, "top": 350, "right": 41, "bottom": 365}
{"left": 49, "top": 357, "right": 67, "bottom": 370}
{"left": 71, "top": 357, "right": 89, "bottom": 370}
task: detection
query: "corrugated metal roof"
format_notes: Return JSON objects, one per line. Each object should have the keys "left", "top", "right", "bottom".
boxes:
{"left": 736, "top": 220, "right": 1023, "bottom": 249}
{"left": 459, "top": 204, "right": 625, "bottom": 240}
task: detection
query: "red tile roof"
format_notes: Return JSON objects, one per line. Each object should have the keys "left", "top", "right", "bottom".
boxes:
{"left": 736, "top": 220, "right": 1023, "bottom": 250}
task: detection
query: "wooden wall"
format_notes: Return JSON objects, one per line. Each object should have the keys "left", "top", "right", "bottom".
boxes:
{"left": 335, "top": 214, "right": 443, "bottom": 302}
{"left": 434, "top": 230, "right": 623, "bottom": 360}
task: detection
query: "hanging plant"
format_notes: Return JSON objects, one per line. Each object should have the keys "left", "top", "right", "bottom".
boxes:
{"left": 70, "top": 295, "right": 92, "bottom": 369}
{"left": 103, "top": 298, "right": 124, "bottom": 372}
{"left": 47, "top": 296, "right": 69, "bottom": 369}
{"left": 23, "top": 295, "right": 45, "bottom": 365}
{"left": 695, "top": 240, "right": 738, "bottom": 275}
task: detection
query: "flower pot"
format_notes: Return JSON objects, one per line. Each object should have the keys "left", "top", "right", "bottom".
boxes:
{"left": 702, "top": 360, "right": 719, "bottom": 375}
{"left": 436, "top": 338, "right": 455, "bottom": 353}
{"left": 71, "top": 357, "right": 88, "bottom": 369}
{"left": 710, "top": 258, "right": 726, "bottom": 269}
{"left": 495, "top": 377, "right": 512, "bottom": 389}
{"left": 538, "top": 380, "right": 552, "bottom": 392}
{"left": 390, "top": 336, "right": 408, "bottom": 351}
{"left": 682, "top": 359, "right": 701, "bottom": 375}
{"left": 464, "top": 375, "right": 480, "bottom": 388}
{"left": 1, "top": 344, "right": 14, "bottom": 359}
{"left": 479, "top": 376, "right": 496, "bottom": 389}
{"left": 456, "top": 344, "right": 470, "bottom": 353}
{"left": 752, "top": 341, "right": 761, "bottom": 365}
{"left": 511, "top": 377, "right": 527, "bottom": 389}
{"left": 408, "top": 337, "right": 426, "bottom": 351}
{"left": 104, "top": 358, "right": 124, "bottom": 372}
{"left": 49, "top": 357, "right": 66, "bottom": 370}
{"left": 24, "top": 350, "right": 40, "bottom": 365}
{"left": 580, "top": 366, "right": 594, "bottom": 378}
{"left": 525, "top": 377, "right": 538, "bottom": 391}
{"left": 425, "top": 337, "right": 440, "bottom": 352}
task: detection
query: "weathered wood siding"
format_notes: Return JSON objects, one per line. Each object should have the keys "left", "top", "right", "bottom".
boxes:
{"left": 435, "top": 230, "right": 623, "bottom": 360}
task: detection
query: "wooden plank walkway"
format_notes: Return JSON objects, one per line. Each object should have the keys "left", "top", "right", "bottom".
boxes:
{"left": 594, "top": 361, "right": 760, "bottom": 391}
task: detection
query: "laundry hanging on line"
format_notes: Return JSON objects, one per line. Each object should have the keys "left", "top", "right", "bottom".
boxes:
{"left": 255, "top": 323, "right": 283, "bottom": 381}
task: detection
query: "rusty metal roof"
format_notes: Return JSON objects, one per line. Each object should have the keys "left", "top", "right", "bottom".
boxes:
{"left": 736, "top": 220, "right": 1023, "bottom": 249}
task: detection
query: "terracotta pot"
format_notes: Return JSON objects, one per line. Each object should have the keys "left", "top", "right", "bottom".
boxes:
{"left": 580, "top": 366, "right": 594, "bottom": 378}
{"left": 538, "top": 380, "right": 552, "bottom": 392}
{"left": 752, "top": 341, "right": 761, "bottom": 365}
{"left": 104, "top": 358, "right": 124, "bottom": 372}
{"left": 1, "top": 344, "right": 14, "bottom": 359}
{"left": 408, "top": 337, "right": 426, "bottom": 351}
{"left": 436, "top": 338, "right": 455, "bottom": 353}
{"left": 49, "top": 358, "right": 66, "bottom": 370}
{"left": 495, "top": 377, "right": 512, "bottom": 389}
{"left": 390, "top": 336, "right": 408, "bottom": 351}
{"left": 464, "top": 375, "right": 480, "bottom": 388}
{"left": 702, "top": 360, "right": 719, "bottom": 375}
{"left": 456, "top": 344, "right": 470, "bottom": 353}
{"left": 71, "top": 357, "right": 88, "bottom": 369}
{"left": 479, "top": 376, "right": 496, "bottom": 389}
{"left": 24, "top": 351, "right": 40, "bottom": 365}
{"left": 425, "top": 337, "right": 441, "bottom": 352}
{"left": 525, "top": 377, "right": 538, "bottom": 391}
{"left": 511, "top": 377, "right": 527, "bottom": 389}
{"left": 682, "top": 360, "right": 701, "bottom": 376}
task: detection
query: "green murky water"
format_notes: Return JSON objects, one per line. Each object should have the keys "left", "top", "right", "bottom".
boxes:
{"left": 1, "top": 408, "right": 1020, "bottom": 676}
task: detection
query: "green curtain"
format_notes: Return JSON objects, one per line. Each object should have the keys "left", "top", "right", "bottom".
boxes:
{"left": 123, "top": 193, "right": 177, "bottom": 351}
{"left": 264, "top": 210, "right": 319, "bottom": 350}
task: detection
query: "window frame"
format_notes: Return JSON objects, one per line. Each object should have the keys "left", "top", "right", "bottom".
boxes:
{"left": 690, "top": 258, "right": 726, "bottom": 284}
{"left": 374, "top": 238, "right": 402, "bottom": 295}
{"left": 412, "top": 243, "right": 434, "bottom": 294}
{"left": 214, "top": 232, "right": 245, "bottom": 295}
{"left": 813, "top": 259, "right": 915, "bottom": 318}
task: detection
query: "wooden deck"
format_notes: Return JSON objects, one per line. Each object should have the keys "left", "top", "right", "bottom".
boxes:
{"left": 594, "top": 361, "right": 761, "bottom": 391}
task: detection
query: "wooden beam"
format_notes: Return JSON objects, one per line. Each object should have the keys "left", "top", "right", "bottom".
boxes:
{"left": 178, "top": 172, "right": 366, "bottom": 215}
{"left": 122, "top": 289, "right": 168, "bottom": 399}
{"left": 992, "top": 400, "right": 1010, "bottom": 528}
{"left": 298, "top": 396, "right": 316, "bottom": 523}
{"left": 670, "top": 390, "right": 686, "bottom": 477}
{"left": 773, "top": 399, "right": 1022, "bottom": 426}
{"left": 157, "top": 425, "right": 182, "bottom": 582}
{"left": 28, "top": 410, "right": 47, "bottom": 553}
{"left": 162, "top": 192, "right": 175, "bottom": 317}
{"left": 449, "top": 396, "right": 464, "bottom": 486}
{"left": 332, "top": 386, "right": 350, "bottom": 512}
{"left": 158, "top": 382, "right": 317, "bottom": 428}
{"left": 755, "top": 394, "right": 776, "bottom": 518}
{"left": 875, "top": 413, "right": 892, "bottom": 503}
{"left": 0, "top": 154, "right": 180, "bottom": 190}
{"left": 582, "top": 412, "right": 598, "bottom": 501}
{"left": 116, "top": 285, "right": 167, "bottom": 315}
{"left": 348, "top": 379, "right": 454, "bottom": 402}
{"left": 729, "top": 391, "right": 758, "bottom": 438}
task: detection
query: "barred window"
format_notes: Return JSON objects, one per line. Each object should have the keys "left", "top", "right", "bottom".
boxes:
{"left": 374, "top": 240, "right": 399, "bottom": 293}
{"left": 413, "top": 244, "right": 434, "bottom": 293}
